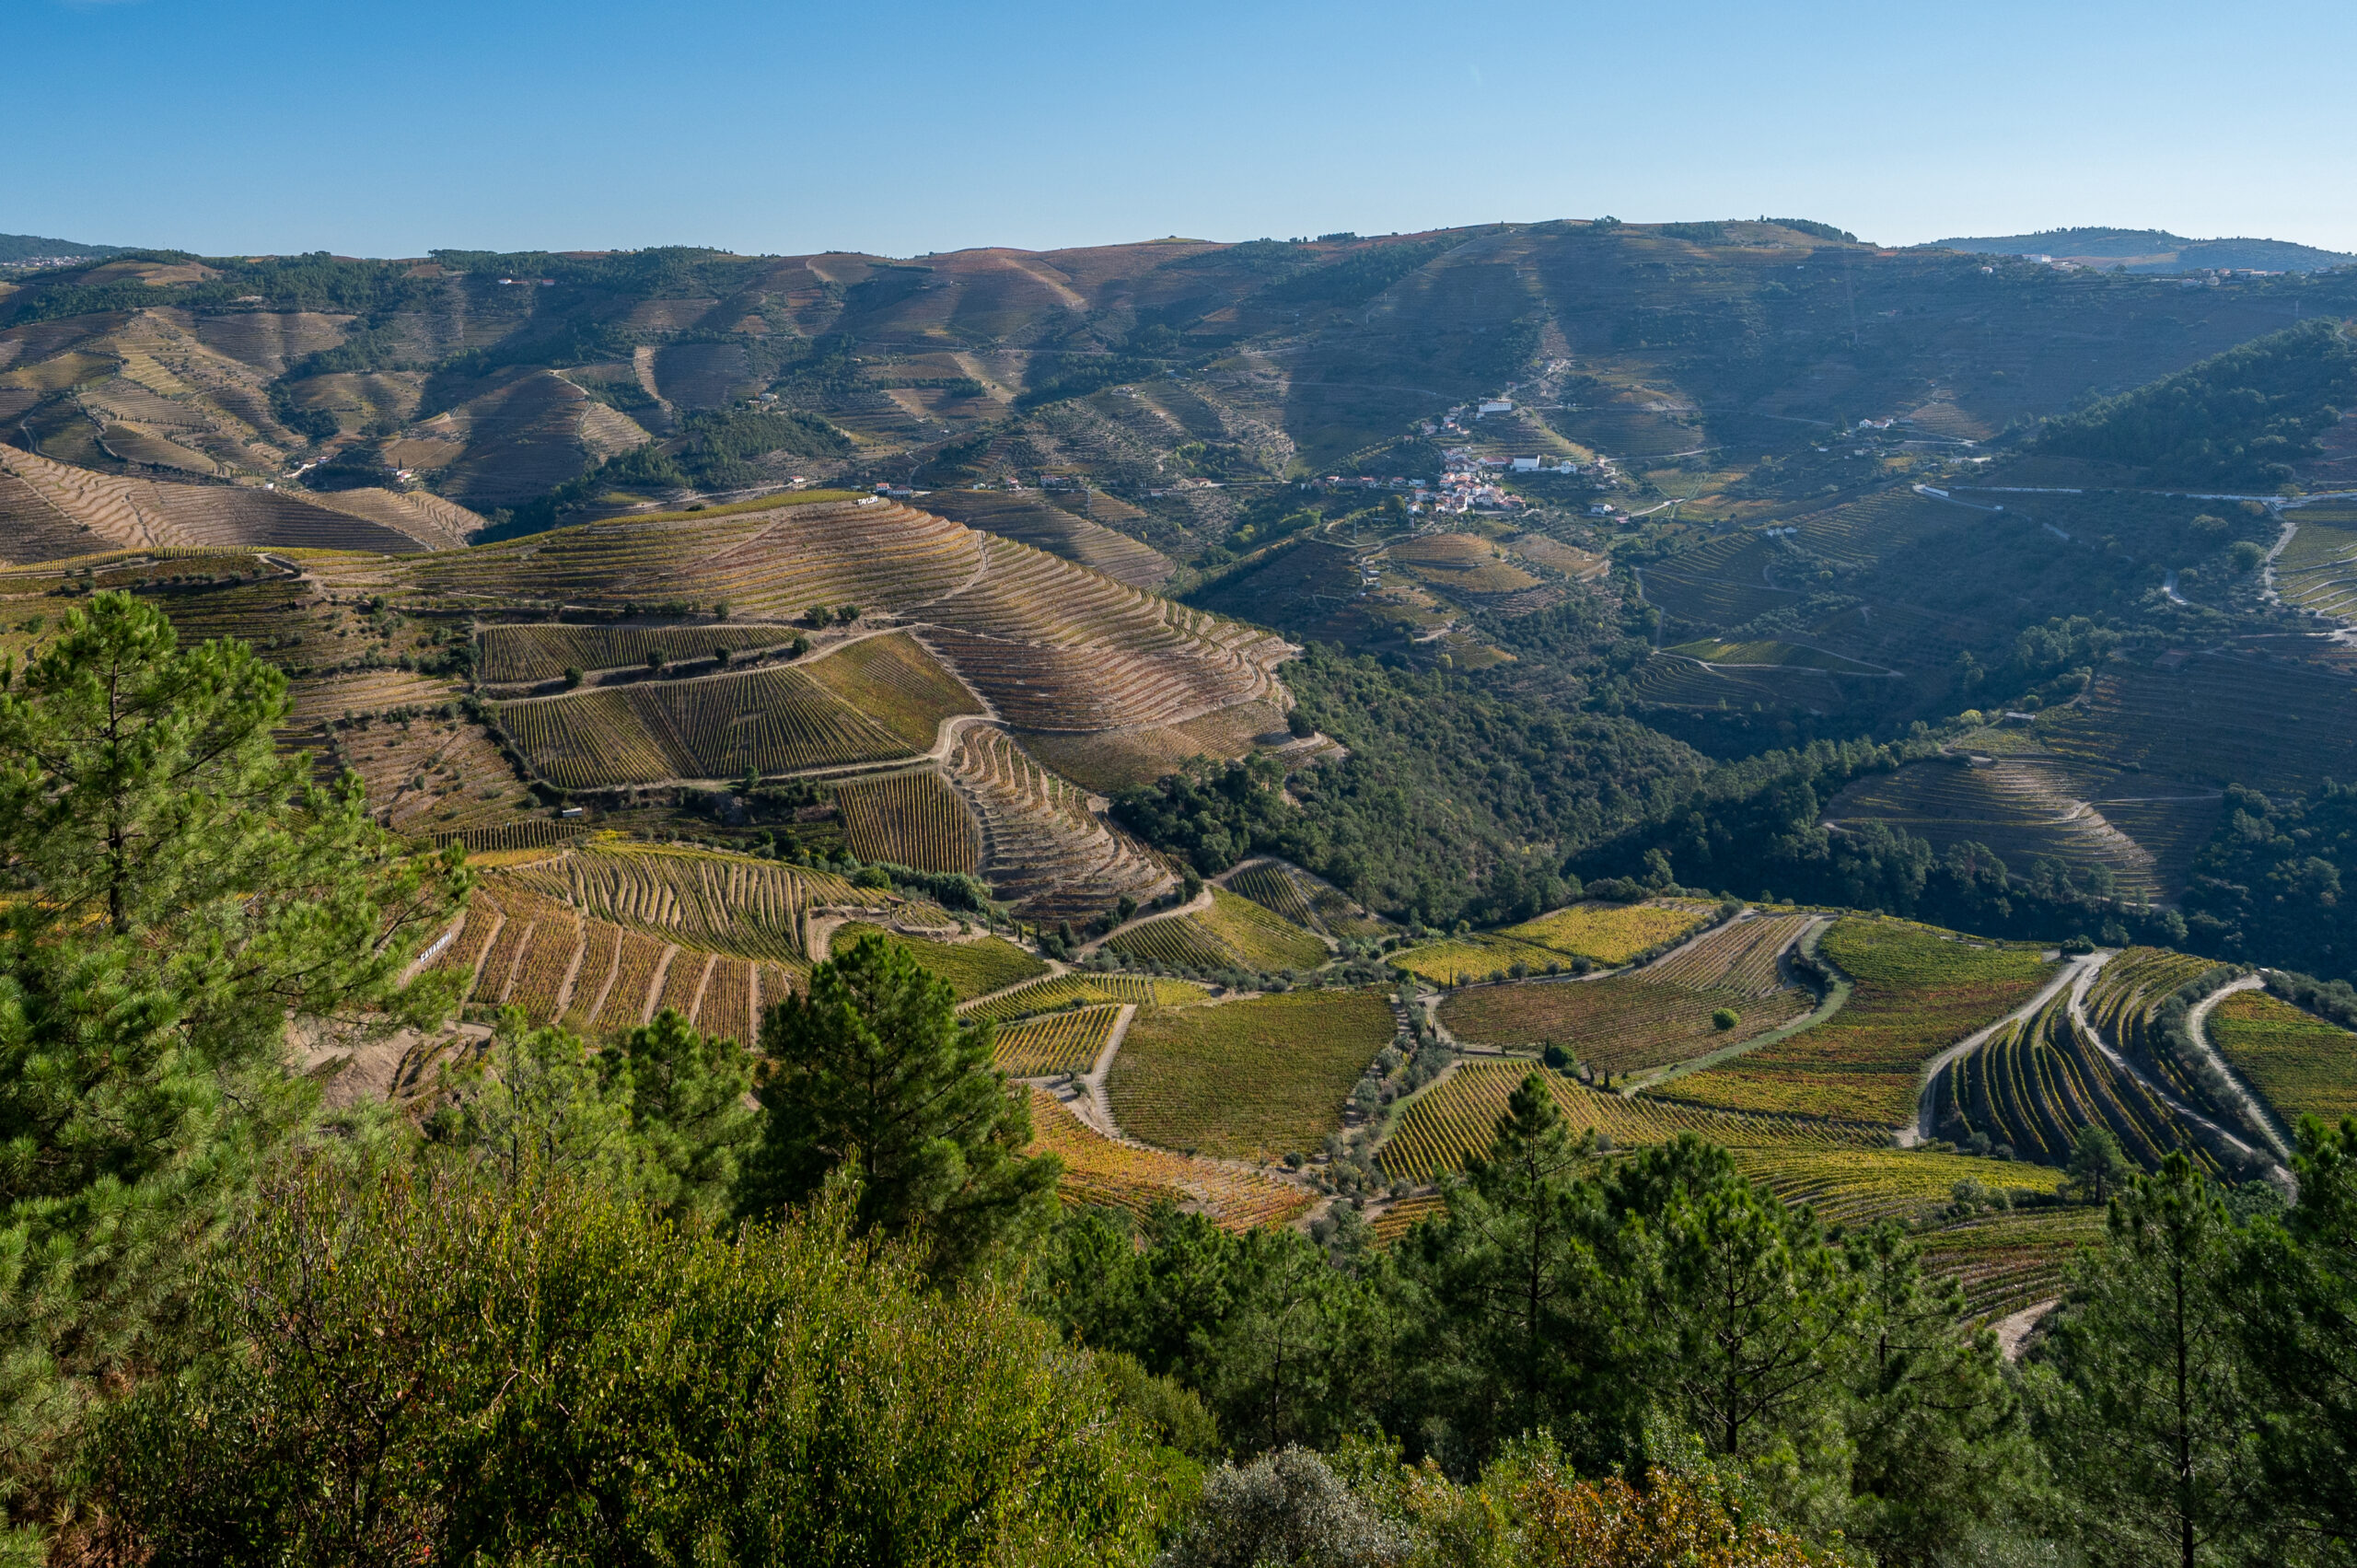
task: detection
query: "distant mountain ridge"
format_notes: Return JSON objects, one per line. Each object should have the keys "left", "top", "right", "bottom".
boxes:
{"left": 1933, "top": 226, "right": 2353, "bottom": 273}
{"left": 0, "top": 231, "right": 128, "bottom": 265}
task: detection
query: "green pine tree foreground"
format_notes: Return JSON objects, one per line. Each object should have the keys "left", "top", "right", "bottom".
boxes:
{"left": 1, "top": 596, "right": 2355, "bottom": 1564}
{"left": 0, "top": 593, "right": 470, "bottom": 1541}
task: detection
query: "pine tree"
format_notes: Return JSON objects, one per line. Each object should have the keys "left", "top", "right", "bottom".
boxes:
{"left": 0, "top": 591, "right": 467, "bottom": 1528}
{"left": 734, "top": 933, "right": 1056, "bottom": 1275}
{"left": 1841, "top": 1223, "right": 2033, "bottom": 1563}
{"left": 1654, "top": 1175, "right": 1858, "bottom": 1466}
{"left": 603, "top": 1006, "right": 759, "bottom": 1225}
{"left": 2239, "top": 1114, "right": 2357, "bottom": 1551}
{"left": 2031, "top": 1153, "right": 2269, "bottom": 1568}
{"left": 430, "top": 1009, "right": 642, "bottom": 1191}
{"left": 1406, "top": 1072, "right": 1626, "bottom": 1458}
{"left": 2066, "top": 1123, "right": 2134, "bottom": 1204}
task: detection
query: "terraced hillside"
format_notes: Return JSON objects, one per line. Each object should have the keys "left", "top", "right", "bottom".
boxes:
{"left": 55, "top": 482, "right": 1296, "bottom": 917}
{"left": 418, "top": 844, "right": 888, "bottom": 1041}
{"left": 0, "top": 445, "right": 470, "bottom": 558}
{"left": 944, "top": 725, "right": 1173, "bottom": 916}
{"left": 1382, "top": 1038, "right": 2097, "bottom": 1319}
{"left": 1104, "top": 886, "right": 1330, "bottom": 972}
{"left": 2038, "top": 653, "right": 2357, "bottom": 795}
{"left": 1824, "top": 757, "right": 2210, "bottom": 901}
{"left": 1027, "top": 1087, "right": 1310, "bottom": 1231}
{"left": 1666, "top": 918, "right": 2056, "bottom": 1126}
{"left": 1108, "top": 989, "right": 1394, "bottom": 1162}
{"left": 2272, "top": 501, "right": 2357, "bottom": 621}
{"left": 2205, "top": 988, "right": 2357, "bottom": 1128}
{"left": 477, "top": 621, "right": 807, "bottom": 684}
{"left": 1439, "top": 913, "right": 1813, "bottom": 1074}
{"left": 1932, "top": 983, "right": 2226, "bottom": 1177}
{"left": 497, "top": 641, "right": 973, "bottom": 787}
{"left": 833, "top": 767, "right": 983, "bottom": 873}
{"left": 917, "top": 489, "right": 1175, "bottom": 589}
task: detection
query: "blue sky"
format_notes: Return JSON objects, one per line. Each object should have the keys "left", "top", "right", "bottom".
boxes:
{"left": 16, "top": 0, "right": 2356, "bottom": 259}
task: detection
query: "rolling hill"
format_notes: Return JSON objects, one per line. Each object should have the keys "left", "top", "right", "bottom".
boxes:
{"left": 1933, "top": 226, "right": 2356, "bottom": 273}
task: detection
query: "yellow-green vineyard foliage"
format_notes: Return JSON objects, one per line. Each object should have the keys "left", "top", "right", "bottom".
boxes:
{"left": 1934, "top": 993, "right": 2219, "bottom": 1175}
{"left": 834, "top": 769, "right": 981, "bottom": 874}
{"left": 1026, "top": 1089, "right": 1311, "bottom": 1230}
{"left": 1666, "top": 919, "right": 2053, "bottom": 1124}
{"left": 478, "top": 622, "right": 806, "bottom": 684}
{"left": 1496, "top": 900, "right": 1713, "bottom": 966}
{"left": 2208, "top": 989, "right": 2357, "bottom": 1125}
{"left": 1382, "top": 1062, "right": 1886, "bottom": 1183}
{"left": 992, "top": 1005, "right": 1124, "bottom": 1077}
{"left": 1440, "top": 916, "right": 1812, "bottom": 1074}
{"left": 962, "top": 971, "right": 1212, "bottom": 1023}
{"left": 1106, "top": 887, "right": 1328, "bottom": 972}
{"left": 1108, "top": 989, "right": 1394, "bottom": 1162}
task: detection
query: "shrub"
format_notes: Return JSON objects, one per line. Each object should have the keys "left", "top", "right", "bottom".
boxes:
{"left": 81, "top": 1160, "right": 1165, "bottom": 1565}
{"left": 1711, "top": 1007, "right": 1740, "bottom": 1031}
{"left": 1157, "top": 1447, "right": 1415, "bottom": 1568}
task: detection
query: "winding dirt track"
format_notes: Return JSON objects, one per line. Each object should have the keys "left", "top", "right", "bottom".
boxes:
{"left": 1907, "top": 952, "right": 2107, "bottom": 1146}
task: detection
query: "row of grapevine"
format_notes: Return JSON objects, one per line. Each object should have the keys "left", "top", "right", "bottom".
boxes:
{"left": 1383, "top": 1062, "right": 1887, "bottom": 1183}
{"left": 429, "top": 819, "right": 593, "bottom": 854}
{"left": 1736, "top": 1147, "right": 2064, "bottom": 1227}
{"left": 2084, "top": 947, "right": 2230, "bottom": 1113}
{"left": 478, "top": 622, "right": 801, "bottom": 684}
{"left": 834, "top": 768, "right": 982, "bottom": 874}
{"left": 961, "top": 971, "right": 1211, "bottom": 1023}
{"left": 501, "top": 662, "right": 917, "bottom": 788}
{"left": 1919, "top": 1207, "right": 2110, "bottom": 1322}
{"left": 1496, "top": 900, "right": 1715, "bottom": 967}
{"left": 1026, "top": 1088, "right": 1311, "bottom": 1231}
{"left": 1666, "top": 918, "right": 2056, "bottom": 1125}
{"left": 1225, "top": 861, "right": 1323, "bottom": 932}
{"left": 946, "top": 726, "right": 1169, "bottom": 917}
{"left": 993, "top": 1005, "right": 1123, "bottom": 1077}
{"left": 1641, "top": 914, "right": 1808, "bottom": 995}
{"left": 1105, "top": 887, "right": 1328, "bottom": 973}
{"left": 399, "top": 502, "right": 986, "bottom": 621}
{"left": 803, "top": 633, "right": 985, "bottom": 750}
{"left": 429, "top": 876, "right": 790, "bottom": 1041}
{"left": 1442, "top": 973, "right": 1807, "bottom": 1074}
{"left": 1933, "top": 993, "right": 2219, "bottom": 1176}
{"left": 502, "top": 846, "right": 865, "bottom": 963}
{"left": 1107, "top": 991, "right": 1395, "bottom": 1164}
{"left": 2208, "top": 990, "right": 2357, "bottom": 1126}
